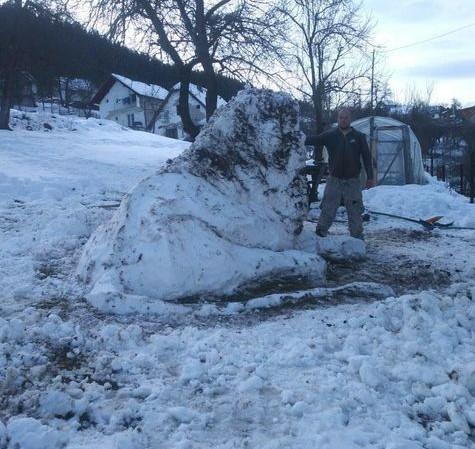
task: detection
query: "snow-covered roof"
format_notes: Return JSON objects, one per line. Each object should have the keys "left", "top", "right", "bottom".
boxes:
{"left": 112, "top": 74, "right": 168, "bottom": 100}
{"left": 171, "top": 82, "right": 227, "bottom": 108}
{"left": 59, "top": 77, "right": 91, "bottom": 90}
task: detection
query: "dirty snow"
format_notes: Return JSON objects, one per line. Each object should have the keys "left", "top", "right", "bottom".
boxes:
{"left": 1, "top": 107, "right": 475, "bottom": 448}
{"left": 78, "top": 89, "right": 325, "bottom": 309}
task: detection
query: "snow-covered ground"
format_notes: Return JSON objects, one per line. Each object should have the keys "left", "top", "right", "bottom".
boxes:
{"left": 1, "top": 110, "right": 475, "bottom": 448}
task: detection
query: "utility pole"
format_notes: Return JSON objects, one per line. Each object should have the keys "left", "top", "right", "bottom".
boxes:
{"left": 370, "top": 49, "right": 375, "bottom": 114}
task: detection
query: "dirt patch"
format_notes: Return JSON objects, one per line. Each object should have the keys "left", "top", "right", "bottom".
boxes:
{"left": 326, "top": 229, "right": 452, "bottom": 294}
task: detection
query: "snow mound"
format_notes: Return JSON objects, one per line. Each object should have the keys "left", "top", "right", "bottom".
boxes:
{"left": 316, "top": 235, "right": 366, "bottom": 261}
{"left": 9, "top": 108, "right": 123, "bottom": 133}
{"left": 78, "top": 89, "right": 325, "bottom": 309}
{"left": 364, "top": 177, "right": 475, "bottom": 228}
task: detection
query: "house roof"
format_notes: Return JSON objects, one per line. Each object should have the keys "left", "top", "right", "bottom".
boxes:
{"left": 91, "top": 74, "right": 168, "bottom": 104}
{"left": 112, "top": 74, "right": 168, "bottom": 100}
{"left": 171, "top": 82, "right": 227, "bottom": 108}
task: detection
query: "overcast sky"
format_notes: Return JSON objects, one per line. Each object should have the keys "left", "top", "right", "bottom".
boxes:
{"left": 363, "top": 0, "right": 475, "bottom": 106}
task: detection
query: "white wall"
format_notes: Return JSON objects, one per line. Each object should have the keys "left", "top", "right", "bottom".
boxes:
{"left": 99, "top": 81, "right": 145, "bottom": 128}
{"left": 153, "top": 91, "right": 206, "bottom": 139}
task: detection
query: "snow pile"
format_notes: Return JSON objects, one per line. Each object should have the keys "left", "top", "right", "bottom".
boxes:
{"left": 8, "top": 108, "right": 124, "bottom": 133}
{"left": 364, "top": 175, "right": 475, "bottom": 228}
{"left": 316, "top": 235, "right": 366, "bottom": 261}
{"left": 78, "top": 89, "right": 326, "bottom": 309}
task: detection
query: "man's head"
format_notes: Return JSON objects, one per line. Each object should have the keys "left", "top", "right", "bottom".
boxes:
{"left": 337, "top": 108, "right": 352, "bottom": 130}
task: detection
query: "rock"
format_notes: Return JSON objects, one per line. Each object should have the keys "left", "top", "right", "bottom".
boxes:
{"left": 316, "top": 235, "right": 366, "bottom": 261}
{"left": 78, "top": 89, "right": 325, "bottom": 309}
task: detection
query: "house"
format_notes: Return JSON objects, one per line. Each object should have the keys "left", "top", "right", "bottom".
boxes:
{"left": 460, "top": 105, "right": 475, "bottom": 124}
{"left": 91, "top": 74, "right": 168, "bottom": 129}
{"left": 149, "top": 83, "right": 226, "bottom": 139}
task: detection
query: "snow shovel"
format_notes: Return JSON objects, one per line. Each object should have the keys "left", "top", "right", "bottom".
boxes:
{"left": 366, "top": 211, "right": 458, "bottom": 230}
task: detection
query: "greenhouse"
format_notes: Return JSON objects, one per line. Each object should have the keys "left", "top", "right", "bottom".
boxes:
{"left": 351, "top": 116, "right": 426, "bottom": 185}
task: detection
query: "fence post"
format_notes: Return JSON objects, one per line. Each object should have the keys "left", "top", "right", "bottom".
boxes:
{"left": 430, "top": 147, "right": 434, "bottom": 176}
{"left": 442, "top": 164, "right": 446, "bottom": 182}
{"left": 460, "top": 164, "right": 464, "bottom": 195}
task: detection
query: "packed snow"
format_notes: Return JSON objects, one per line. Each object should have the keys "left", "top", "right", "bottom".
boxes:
{"left": 78, "top": 89, "right": 325, "bottom": 310}
{"left": 1, "top": 102, "right": 475, "bottom": 449}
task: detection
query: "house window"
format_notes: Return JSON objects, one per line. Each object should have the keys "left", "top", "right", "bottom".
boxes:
{"left": 196, "top": 105, "right": 200, "bottom": 109}
{"left": 161, "top": 110, "right": 170, "bottom": 121}
{"left": 127, "top": 113, "right": 135, "bottom": 127}
{"left": 165, "top": 127, "right": 178, "bottom": 139}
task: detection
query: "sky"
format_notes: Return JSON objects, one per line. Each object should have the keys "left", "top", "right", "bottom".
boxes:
{"left": 363, "top": 0, "right": 475, "bottom": 106}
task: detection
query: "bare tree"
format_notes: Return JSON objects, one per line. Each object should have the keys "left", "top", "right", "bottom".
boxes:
{"left": 278, "top": 0, "right": 374, "bottom": 134}
{"left": 85, "top": 0, "right": 282, "bottom": 138}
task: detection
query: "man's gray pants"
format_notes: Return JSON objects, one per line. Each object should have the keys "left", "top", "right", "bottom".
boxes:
{"left": 317, "top": 176, "right": 364, "bottom": 238}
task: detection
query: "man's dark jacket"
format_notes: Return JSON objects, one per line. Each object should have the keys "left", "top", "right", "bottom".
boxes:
{"left": 305, "top": 127, "right": 374, "bottom": 180}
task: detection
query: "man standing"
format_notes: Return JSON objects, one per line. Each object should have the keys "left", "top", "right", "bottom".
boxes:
{"left": 305, "top": 108, "right": 374, "bottom": 240}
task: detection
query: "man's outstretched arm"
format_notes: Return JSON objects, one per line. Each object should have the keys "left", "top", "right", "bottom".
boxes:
{"left": 304, "top": 132, "right": 329, "bottom": 165}
{"left": 304, "top": 133, "right": 326, "bottom": 147}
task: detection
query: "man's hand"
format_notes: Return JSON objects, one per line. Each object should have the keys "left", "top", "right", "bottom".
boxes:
{"left": 365, "top": 178, "right": 375, "bottom": 189}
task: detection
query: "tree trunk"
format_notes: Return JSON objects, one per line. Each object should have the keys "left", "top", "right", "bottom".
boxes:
{"left": 178, "top": 68, "right": 200, "bottom": 139}
{"left": 0, "top": 2, "right": 21, "bottom": 131}
{"left": 312, "top": 82, "right": 325, "bottom": 160}
{"left": 57, "top": 78, "right": 64, "bottom": 107}
{"left": 0, "top": 65, "right": 15, "bottom": 130}
{"left": 202, "top": 60, "right": 218, "bottom": 120}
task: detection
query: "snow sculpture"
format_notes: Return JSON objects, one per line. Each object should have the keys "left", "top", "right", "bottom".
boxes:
{"left": 78, "top": 89, "right": 326, "bottom": 310}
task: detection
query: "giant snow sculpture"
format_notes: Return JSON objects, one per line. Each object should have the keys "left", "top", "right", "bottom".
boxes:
{"left": 77, "top": 89, "right": 326, "bottom": 311}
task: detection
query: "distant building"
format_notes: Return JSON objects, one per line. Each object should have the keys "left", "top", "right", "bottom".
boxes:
{"left": 149, "top": 83, "right": 226, "bottom": 139}
{"left": 460, "top": 105, "right": 475, "bottom": 124}
{"left": 91, "top": 74, "right": 168, "bottom": 130}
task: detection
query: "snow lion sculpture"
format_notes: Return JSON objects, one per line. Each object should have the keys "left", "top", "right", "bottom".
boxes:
{"left": 77, "top": 89, "right": 326, "bottom": 312}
